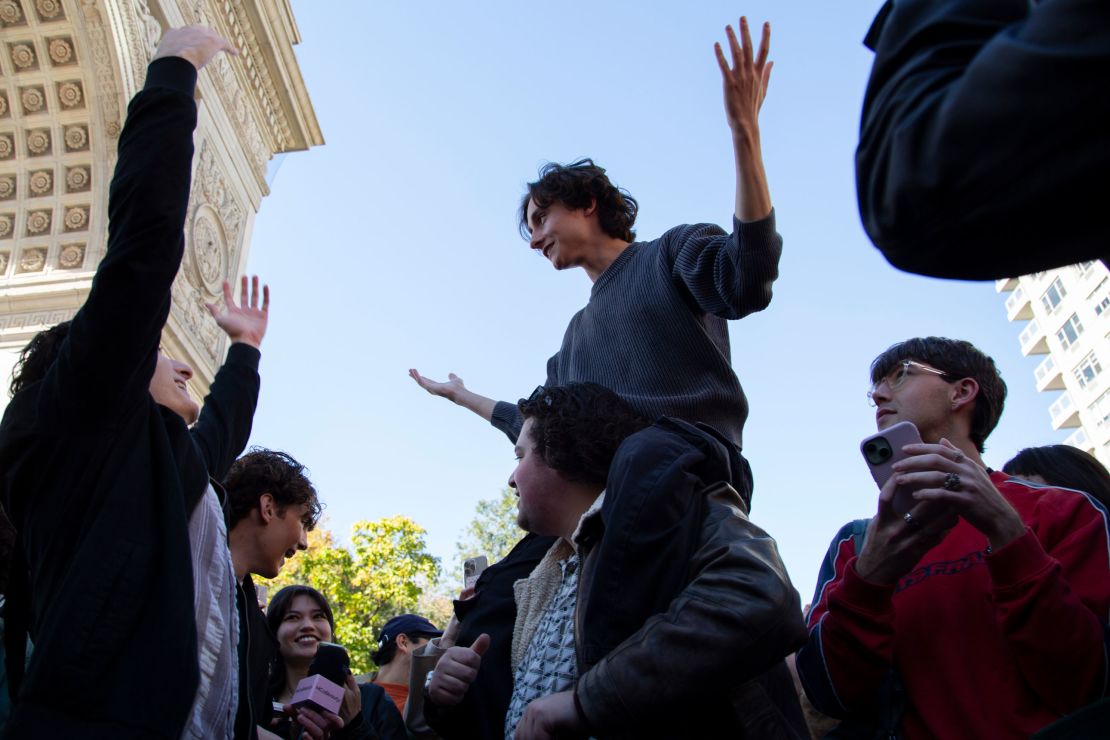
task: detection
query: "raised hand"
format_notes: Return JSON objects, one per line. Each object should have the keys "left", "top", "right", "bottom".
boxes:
{"left": 152, "top": 25, "right": 238, "bottom": 71}
{"left": 715, "top": 17, "right": 772, "bottom": 139}
{"left": 206, "top": 275, "right": 269, "bottom": 349}
{"left": 409, "top": 369, "right": 467, "bottom": 403}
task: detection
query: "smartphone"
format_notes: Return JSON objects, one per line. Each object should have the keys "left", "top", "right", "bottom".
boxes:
{"left": 463, "top": 556, "right": 488, "bottom": 589}
{"left": 308, "top": 642, "right": 350, "bottom": 686}
{"left": 861, "top": 421, "right": 922, "bottom": 515}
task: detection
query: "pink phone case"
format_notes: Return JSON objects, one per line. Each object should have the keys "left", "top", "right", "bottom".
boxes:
{"left": 860, "top": 421, "right": 922, "bottom": 515}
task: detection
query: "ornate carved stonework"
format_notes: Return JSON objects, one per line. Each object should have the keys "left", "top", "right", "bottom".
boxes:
{"left": 0, "top": 0, "right": 322, "bottom": 402}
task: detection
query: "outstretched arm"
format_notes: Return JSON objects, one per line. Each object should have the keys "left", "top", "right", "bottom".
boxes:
{"left": 192, "top": 276, "right": 268, "bottom": 479}
{"left": 409, "top": 369, "right": 496, "bottom": 423}
{"left": 715, "top": 17, "right": 773, "bottom": 223}
{"left": 44, "top": 27, "right": 236, "bottom": 421}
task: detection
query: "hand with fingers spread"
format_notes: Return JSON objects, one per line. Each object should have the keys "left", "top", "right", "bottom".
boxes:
{"left": 713, "top": 17, "right": 774, "bottom": 222}
{"left": 152, "top": 25, "right": 238, "bottom": 71}
{"left": 428, "top": 633, "right": 490, "bottom": 707}
{"left": 894, "top": 438, "right": 1027, "bottom": 550}
{"left": 207, "top": 275, "right": 269, "bottom": 349}
{"left": 715, "top": 17, "right": 773, "bottom": 141}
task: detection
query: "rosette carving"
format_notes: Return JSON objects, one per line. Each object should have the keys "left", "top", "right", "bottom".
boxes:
{"left": 57, "top": 81, "right": 82, "bottom": 108}
{"left": 0, "top": 214, "right": 12, "bottom": 238}
{"left": 0, "top": 134, "right": 13, "bottom": 159}
{"left": 26, "top": 128, "right": 50, "bottom": 155}
{"left": 0, "top": 176, "right": 14, "bottom": 200}
{"left": 47, "top": 36, "right": 73, "bottom": 65}
{"left": 0, "top": 1, "right": 24, "bottom": 26}
{"left": 63, "top": 124, "right": 87, "bottom": 151}
{"left": 65, "top": 165, "right": 89, "bottom": 192}
{"left": 34, "top": 0, "right": 61, "bottom": 21}
{"left": 0, "top": 251, "right": 8, "bottom": 273}
{"left": 0, "top": 92, "right": 8, "bottom": 117}
{"left": 9, "top": 42, "right": 35, "bottom": 70}
{"left": 20, "top": 86, "right": 45, "bottom": 114}
{"left": 26, "top": 209, "right": 50, "bottom": 235}
{"left": 63, "top": 205, "right": 87, "bottom": 231}
{"left": 17, "top": 247, "right": 45, "bottom": 272}
{"left": 28, "top": 169, "right": 51, "bottom": 196}
{"left": 58, "top": 243, "right": 84, "bottom": 269}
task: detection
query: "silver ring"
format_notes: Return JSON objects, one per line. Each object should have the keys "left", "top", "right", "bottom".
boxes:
{"left": 943, "top": 472, "right": 962, "bottom": 491}
{"left": 903, "top": 512, "right": 920, "bottom": 530}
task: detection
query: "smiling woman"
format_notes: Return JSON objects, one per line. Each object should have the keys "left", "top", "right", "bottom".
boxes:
{"left": 266, "top": 586, "right": 408, "bottom": 739}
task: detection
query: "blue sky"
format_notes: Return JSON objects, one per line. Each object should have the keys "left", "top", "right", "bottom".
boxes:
{"left": 242, "top": 0, "right": 1065, "bottom": 603}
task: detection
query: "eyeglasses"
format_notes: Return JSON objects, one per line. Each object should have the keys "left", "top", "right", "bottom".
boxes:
{"left": 867, "top": 360, "right": 953, "bottom": 406}
{"left": 527, "top": 385, "right": 553, "bottom": 406}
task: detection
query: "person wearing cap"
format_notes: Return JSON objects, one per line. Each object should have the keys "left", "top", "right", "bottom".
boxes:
{"left": 372, "top": 615, "right": 444, "bottom": 712}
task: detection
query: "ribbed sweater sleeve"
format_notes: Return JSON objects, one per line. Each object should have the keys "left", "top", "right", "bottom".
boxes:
{"left": 490, "top": 213, "right": 782, "bottom": 447}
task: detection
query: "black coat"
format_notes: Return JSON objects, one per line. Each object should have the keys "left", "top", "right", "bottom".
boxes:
{"left": 856, "top": 0, "right": 1110, "bottom": 279}
{"left": 0, "top": 58, "right": 259, "bottom": 738}
{"left": 424, "top": 533, "right": 556, "bottom": 740}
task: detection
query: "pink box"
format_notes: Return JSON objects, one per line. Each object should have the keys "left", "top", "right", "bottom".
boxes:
{"left": 291, "top": 674, "right": 343, "bottom": 715}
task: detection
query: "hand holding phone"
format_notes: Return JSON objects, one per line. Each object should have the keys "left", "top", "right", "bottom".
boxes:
{"left": 463, "top": 556, "right": 487, "bottom": 589}
{"left": 861, "top": 421, "right": 922, "bottom": 516}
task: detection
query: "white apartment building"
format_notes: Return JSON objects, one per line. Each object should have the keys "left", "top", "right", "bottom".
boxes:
{"left": 997, "top": 261, "right": 1110, "bottom": 467}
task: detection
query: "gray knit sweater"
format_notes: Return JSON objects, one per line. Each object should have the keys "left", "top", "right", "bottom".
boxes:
{"left": 492, "top": 212, "right": 782, "bottom": 448}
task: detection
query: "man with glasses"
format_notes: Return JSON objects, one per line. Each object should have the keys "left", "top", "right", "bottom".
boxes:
{"left": 795, "top": 337, "right": 1110, "bottom": 738}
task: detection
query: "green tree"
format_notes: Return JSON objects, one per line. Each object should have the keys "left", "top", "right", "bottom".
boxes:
{"left": 454, "top": 488, "right": 524, "bottom": 578}
{"left": 261, "top": 515, "right": 441, "bottom": 675}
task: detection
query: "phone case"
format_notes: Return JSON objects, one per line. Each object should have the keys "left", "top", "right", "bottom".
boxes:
{"left": 860, "top": 421, "right": 922, "bottom": 515}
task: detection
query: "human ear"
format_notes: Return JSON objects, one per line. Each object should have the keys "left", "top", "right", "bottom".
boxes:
{"left": 258, "top": 492, "right": 276, "bottom": 523}
{"left": 951, "top": 378, "right": 979, "bottom": 412}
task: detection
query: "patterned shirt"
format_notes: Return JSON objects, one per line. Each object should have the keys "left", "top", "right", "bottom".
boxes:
{"left": 504, "top": 553, "right": 580, "bottom": 739}
{"left": 181, "top": 483, "right": 239, "bottom": 739}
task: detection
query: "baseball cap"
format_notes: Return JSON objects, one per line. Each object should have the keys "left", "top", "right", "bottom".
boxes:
{"left": 377, "top": 614, "right": 443, "bottom": 645}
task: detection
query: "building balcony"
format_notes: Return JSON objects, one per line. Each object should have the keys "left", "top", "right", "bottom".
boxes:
{"left": 1019, "top": 320, "right": 1049, "bottom": 355}
{"left": 1065, "top": 427, "right": 1093, "bottom": 453}
{"left": 1034, "top": 355, "right": 1065, "bottom": 392}
{"left": 1005, "top": 286, "right": 1033, "bottom": 321}
{"left": 996, "top": 277, "right": 1018, "bottom": 292}
{"left": 1050, "top": 393, "right": 1081, "bottom": 430}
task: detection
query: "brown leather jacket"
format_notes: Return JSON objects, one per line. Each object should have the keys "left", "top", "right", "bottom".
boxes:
{"left": 572, "top": 419, "right": 809, "bottom": 739}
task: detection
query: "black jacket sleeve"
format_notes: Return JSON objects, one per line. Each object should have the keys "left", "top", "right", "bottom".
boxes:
{"left": 192, "top": 342, "right": 261, "bottom": 479}
{"left": 856, "top": 0, "right": 1110, "bottom": 279}
{"left": 42, "top": 57, "right": 199, "bottom": 421}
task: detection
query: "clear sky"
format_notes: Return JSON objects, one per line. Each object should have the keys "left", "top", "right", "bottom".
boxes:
{"left": 242, "top": 0, "right": 1066, "bottom": 603}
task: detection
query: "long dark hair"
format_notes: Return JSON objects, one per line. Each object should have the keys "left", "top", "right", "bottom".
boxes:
{"left": 266, "top": 585, "right": 336, "bottom": 698}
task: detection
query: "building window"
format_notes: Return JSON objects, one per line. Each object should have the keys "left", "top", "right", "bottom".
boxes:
{"left": 1041, "top": 277, "right": 1067, "bottom": 313}
{"left": 1073, "top": 352, "right": 1103, "bottom": 390}
{"left": 1092, "top": 388, "right": 1110, "bottom": 428}
{"left": 1091, "top": 278, "right": 1110, "bottom": 317}
{"left": 1057, "top": 313, "right": 1084, "bottom": 349}
{"left": 1076, "top": 261, "right": 1096, "bottom": 277}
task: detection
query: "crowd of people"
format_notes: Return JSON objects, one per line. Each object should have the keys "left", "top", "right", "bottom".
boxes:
{"left": 0, "top": 2, "right": 1107, "bottom": 738}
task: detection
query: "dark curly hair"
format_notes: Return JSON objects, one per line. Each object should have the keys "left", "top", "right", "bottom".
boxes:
{"left": 10, "top": 320, "right": 71, "bottom": 397}
{"left": 517, "top": 383, "right": 650, "bottom": 487}
{"left": 224, "top": 448, "right": 322, "bottom": 530}
{"left": 518, "top": 159, "right": 639, "bottom": 242}
{"left": 870, "top": 337, "right": 1007, "bottom": 453}
{"left": 266, "top": 585, "right": 336, "bottom": 698}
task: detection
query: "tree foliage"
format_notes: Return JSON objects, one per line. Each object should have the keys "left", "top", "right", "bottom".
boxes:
{"left": 260, "top": 515, "right": 440, "bottom": 674}
{"left": 455, "top": 488, "right": 524, "bottom": 575}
